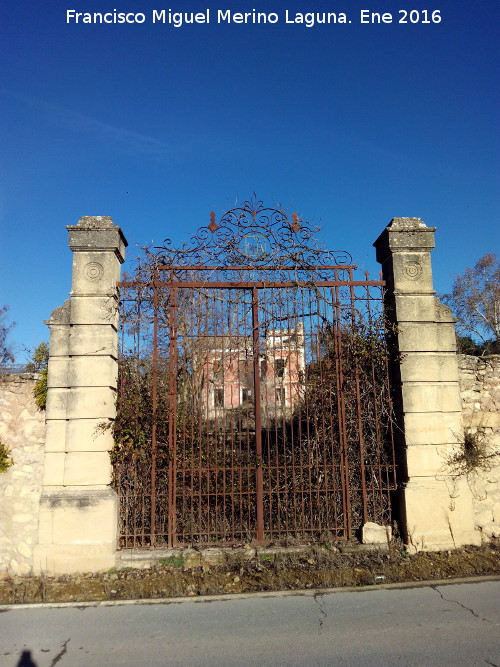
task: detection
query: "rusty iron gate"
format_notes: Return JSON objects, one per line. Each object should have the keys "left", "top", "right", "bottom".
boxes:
{"left": 114, "top": 199, "right": 397, "bottom": 547}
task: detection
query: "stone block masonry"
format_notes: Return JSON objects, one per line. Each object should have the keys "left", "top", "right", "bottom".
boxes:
{"left": 0, "top": 375, "right": 45, "bottom": 575}
{"left": 33, "top": 216, "right": 127, "bottom": 575}
{"left": 374, "top": 218, "right": 480, "bottom": 551}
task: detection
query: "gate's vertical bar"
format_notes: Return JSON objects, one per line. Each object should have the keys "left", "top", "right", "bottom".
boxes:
{"left": 252, "top": 288, "right": 264, "bottom": 542}
{"left": 349, "top": 274, "right": 368, "bottom": 525}
{"left": 167, "top": 285, "right": 178, "bottom": 546}
{"left": 136, "top": 291, "right": 145, "bottom": 547}
{"left": 332, "top": 279, "right": 351, "bottom": 538}
{"left": 268, "top": 286, "right": 283, "bottom": 537}
{"left": 117, "top": 293, "right": 126, "bottom": 545}
{"left": 151, "top": 275, "right": 159, "bottom": 546}
{"left": 316, "top": 287, "right": 331, "bottom": 534}
{"left": 365, "top": 280, "right": 383, "bottom": 520}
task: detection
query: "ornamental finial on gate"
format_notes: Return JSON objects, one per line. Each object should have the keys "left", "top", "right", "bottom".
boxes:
{"left": 208, "top": 211, "right": 219, "bottom": 233}
{"left": 291, "top": 212, "right": 301, "bottom": 233}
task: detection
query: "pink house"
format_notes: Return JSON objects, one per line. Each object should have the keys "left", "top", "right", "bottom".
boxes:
{"left": 199, "top": 323, "right": 305, "bottom": 421}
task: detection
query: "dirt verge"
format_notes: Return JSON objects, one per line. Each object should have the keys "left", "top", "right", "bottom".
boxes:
{"left": 1, "top": 541, "right": 498, "bottom": 605}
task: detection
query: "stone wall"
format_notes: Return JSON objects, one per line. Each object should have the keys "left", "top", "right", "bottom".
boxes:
{"left": 458, "top": 355, "right": 500, "bottom": 540}
{"left": 0, "top": 375, "right": 45, "bottom": 574}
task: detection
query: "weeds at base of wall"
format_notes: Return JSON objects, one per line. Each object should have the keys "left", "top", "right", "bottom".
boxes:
{"left": 0, "top": 441, "right": 14, "bottom": 473}
{"left": 0, "top": 541, "right": 498, "bottom": 605}
{"left": 158, "top": 556, "right": 186, "bottom": 568}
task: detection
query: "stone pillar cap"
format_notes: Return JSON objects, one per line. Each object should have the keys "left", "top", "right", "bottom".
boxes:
{"left": 374, "top": 218, "right": 437, "bottom": 261}
{"left": 388, "top": 217, "right": 436, "bottom": 231}
{"left": 73, "top": 216, "right": 116, "bottom": 229}
{"left": 67, "top": 216, "right": 128, "bottom": 262}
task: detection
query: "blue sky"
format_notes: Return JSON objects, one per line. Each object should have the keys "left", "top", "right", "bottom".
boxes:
{"left": 1, "top": 0, "right": 498, "bottom": 359}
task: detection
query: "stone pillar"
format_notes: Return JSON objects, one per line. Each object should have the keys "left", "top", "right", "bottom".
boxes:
{"left": 374, "top": 218, "right": 480, "bottom": 550}
{"left": 34, "top": 217, "right": 127, "bottom": 574}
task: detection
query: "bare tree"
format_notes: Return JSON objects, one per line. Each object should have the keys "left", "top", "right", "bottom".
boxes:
{"left": 442, "top": 253, "right": 500, "bottom": 354}
{"left": 0, "top": 306, "right": 15, "bottom": 365}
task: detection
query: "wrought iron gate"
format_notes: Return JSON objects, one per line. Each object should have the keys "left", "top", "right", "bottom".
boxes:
{"left": 114, "top": 199, "right": 397, "bottom": 547}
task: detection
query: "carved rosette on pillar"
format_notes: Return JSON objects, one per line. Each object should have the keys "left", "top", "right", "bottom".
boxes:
{"left": 374, "top": 218, "right": 480, "bottom": 550}
{"left": 34, "top": 217, "right": 127, "bottom": 575}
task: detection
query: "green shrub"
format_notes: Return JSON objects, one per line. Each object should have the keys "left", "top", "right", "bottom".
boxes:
{"left": 0, "top": 441, "right": 14, "bottom": 473}
{"left": 33, "top": 369, "right": 48, "bottom": 410}
{"left": 158, "top": 556, "right": 185, "bottom": 568}
{"left": 27, "top": 342, "right": 49, "bottom": 410}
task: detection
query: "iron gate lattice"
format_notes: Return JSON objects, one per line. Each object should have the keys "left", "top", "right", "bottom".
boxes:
{"left": 114, "top": 198, "right": 397, "bottom": 547}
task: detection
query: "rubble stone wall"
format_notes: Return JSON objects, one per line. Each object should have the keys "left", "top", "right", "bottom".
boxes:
{"left": 0, "top": 375, "right": 45, "bottom": 574}
{"left": 458, "top": 355, "right": 500, "bottom": 540}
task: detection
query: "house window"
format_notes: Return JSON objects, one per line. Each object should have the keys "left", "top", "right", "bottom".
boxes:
{"left": 275, "top": 358, "right": 286, "bottom": 378}
{"left": 241, "top": 387, "right": 252, "bottom": 403}
{"left": 215, "top": 387, "right": 224, "bottom": 407}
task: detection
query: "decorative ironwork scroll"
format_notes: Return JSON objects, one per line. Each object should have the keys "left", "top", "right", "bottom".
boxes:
{"left": 155, "top": 195, "right": 352, "bottom": 271}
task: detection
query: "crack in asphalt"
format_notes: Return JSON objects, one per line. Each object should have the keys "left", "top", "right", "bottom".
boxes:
{"left": 49, "top": 639, "right": 70, "bottom": 667}
{"left": 431, "top": 586, "right": 494, "bottom": 625}
{"left": 313, "top": 592, "right": 327, "bottom": 634}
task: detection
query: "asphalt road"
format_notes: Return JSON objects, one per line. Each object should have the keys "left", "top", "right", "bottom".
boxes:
{"left": 1, "top": 578, "right": 499, "bottom": 666}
